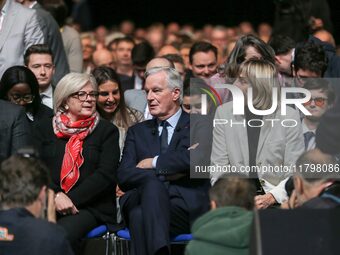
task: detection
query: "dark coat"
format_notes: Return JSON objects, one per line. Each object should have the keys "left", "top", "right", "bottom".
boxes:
{"left": 0, "top": 100, "right": 31, "bottom": 162}
{"left": 33, "top": 116, "right": 120, "bottom": 224}
{"left": 0, "top": 208, "right": 73, "bottom": 255}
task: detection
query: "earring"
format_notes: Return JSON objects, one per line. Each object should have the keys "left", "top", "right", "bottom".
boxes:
{"left": 64, "top": 105, "right": 69, "bottom": 110}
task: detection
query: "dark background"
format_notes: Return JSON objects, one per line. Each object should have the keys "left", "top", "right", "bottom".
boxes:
{"left": 66, "top": 0, "right": 340, "bottom": 43}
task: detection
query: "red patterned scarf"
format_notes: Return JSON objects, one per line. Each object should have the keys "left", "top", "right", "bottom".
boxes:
{"left": 53, "top": 111, "right": 99, "bottom": 193}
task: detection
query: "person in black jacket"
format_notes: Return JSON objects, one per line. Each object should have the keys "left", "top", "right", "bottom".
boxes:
{"left": 33, "top": 72, "right": 120, "bottom": 252}
{"left": 0, "top": 65, "right": 53, "bottom": 124}
{"left": 0, "top": 151, "right": 74, "bottom": 255}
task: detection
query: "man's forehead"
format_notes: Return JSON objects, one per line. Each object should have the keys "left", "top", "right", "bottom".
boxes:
{"left": 192, "top": 51, "right": 217, "bottom": 63}
{"left": 29, "top": 54, "right": 53, "bottom": 63}
{"left": 117, "top": 41, "right": 134, "bottom": 48}
{"left": 309, "top": 88, "right": 327, "bottom": 96}
{"left": 145, "top": 72, "right": 167, "bottom": 87}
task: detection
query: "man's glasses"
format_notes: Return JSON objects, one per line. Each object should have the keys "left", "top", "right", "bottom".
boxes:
{"left": 9, "top": 94, "right": 34, "bottom": 104}
{"left": 71, "top": 91, "right": 99, "bottom": 102}
{"left": 303, "top": 97, "right": 328, "bottom": 107}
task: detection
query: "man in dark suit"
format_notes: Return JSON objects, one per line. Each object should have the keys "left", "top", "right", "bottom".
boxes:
{"left": 0, "top": 100, "right": 31, "bottom": 163}
{"left": 117, "top": 67, "right": 210, "bottom": 255}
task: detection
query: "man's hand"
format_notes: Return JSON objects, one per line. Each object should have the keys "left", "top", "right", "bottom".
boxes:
{"left": 281, "top": 190, "right": 298, "bottom": 209}
{"left": 255, "top": 193, "right": 276, "bottom": 209}
{"left": 188, "top": 143, "right": 199, "bottom": 150}
{"left": 137, "top": 158, "right": 154, "bottom": 169}
{"left": 54, "top": 192, "right": 79, "bottom": 215}
{"left": 116, "top": 185, "right": 125, "bottom": 197}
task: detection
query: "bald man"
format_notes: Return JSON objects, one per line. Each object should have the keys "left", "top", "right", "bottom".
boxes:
{"left": 125, "top": 57, "right": 175, "bottom": 118}
{"left": 156, "top": 45, "right": 180, "bottom": 57}
{"left": 292, "top": 148, "right": 339, "bottom": 208}
{"left": 92, "top": 48, "right": 114, "bottom": 68}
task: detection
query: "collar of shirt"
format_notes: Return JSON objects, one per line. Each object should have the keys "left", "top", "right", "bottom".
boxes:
{"left": 302, "top": 119, "right": 316, "bottom": 134}
{"left": 40, "top": 84, "right": 53, "bottom": 99}
{"left": 159, "top": 107, "right": 182, "bottom": 128}
{"left": 157, "top": 108, "right": 182, "bottom": 143}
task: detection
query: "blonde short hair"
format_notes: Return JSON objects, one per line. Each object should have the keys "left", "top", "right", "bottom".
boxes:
{"left": 53, "top": 73, "right": 97, "bottom": 113}
{"left": 239, "top": 59, "right": 278, "bottom": 110}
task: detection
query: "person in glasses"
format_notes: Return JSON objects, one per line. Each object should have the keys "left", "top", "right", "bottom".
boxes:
{"left": 0, "top": 66, "right": 53, "bottom": 124}
{"left": 302, "top": 79, "right": 335, "bottom": 151}
{"left": 92, "top": 66, "right": 144, "bottom": 151}
{"left": 33, "top": 72, "right": 120, "bottom": 253}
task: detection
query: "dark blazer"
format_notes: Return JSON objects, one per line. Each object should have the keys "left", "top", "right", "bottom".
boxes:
{"left": 33, "top": 3, "right": 70, "bottom": 84}
{"left": 33, "top": 116, "right": 120, "bottom": 224}
{"left": 117, "top": 111, "right": 210, "bottom": 223}
{"left": 0, "top": 100, "right": 31, "bottom": 162}
{"left": 0, "top": 208, "right": 74, "bottom": 255}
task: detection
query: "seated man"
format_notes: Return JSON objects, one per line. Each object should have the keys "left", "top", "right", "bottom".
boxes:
{"left": 185, "top": 176, "right": 255, "bottom": 255}
{"left": 117, "top": 67, "right": 210, "bottom": 255}
{"left": 0, "top": 150, "right": 73, "bottom": 255}
{"left": 293, "top": 148, "right": 340, "bottom": 208}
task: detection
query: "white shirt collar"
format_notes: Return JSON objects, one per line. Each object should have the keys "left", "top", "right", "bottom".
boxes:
{"left": 41, "top": 84, "right": 53, "bottom": 98}
{"left": 161, "top": 107, "right": 182, "bottom": 128}
{"left": 302, "top": 119, "right": 316, "bottom": 134}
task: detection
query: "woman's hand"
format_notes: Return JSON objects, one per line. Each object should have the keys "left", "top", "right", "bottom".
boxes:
{"left": 54, "top": 192, "right": 79, "bottom": 215}
{"left": 255, "top": 193, "right": 276, "bottom": 209}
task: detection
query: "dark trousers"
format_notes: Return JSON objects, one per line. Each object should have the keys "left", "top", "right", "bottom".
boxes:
{"left": 120, "top": 178, "right": 190, "bottom": 255}
{"left": 58, "top": 209, "right": 99, "bottom": 254}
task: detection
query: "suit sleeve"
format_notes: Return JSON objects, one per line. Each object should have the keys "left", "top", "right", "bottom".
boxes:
{"left": 210, "top": 105, "right": 231, "bottom": 184}
{"left": 270, "top": 107, "right": 304, "bottom": 203}
{"left": 11, "top": 107, "right": 32, "bottom": 155}
{"left": 117, "top": 127, "right": 157, "bottom": 191}
{"left": 67, "top": 29, "right": 83, "bottom": 73}
{"left": 24, "top": 10, "right": 45, "bottom": 50}
{"left": 67, "top": 125, "right": 120, "bottom": 207}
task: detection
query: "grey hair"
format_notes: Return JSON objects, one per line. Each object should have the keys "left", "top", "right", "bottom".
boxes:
{"left": 145, "top": 67, "right": 183, "bottom": 103}
{"left": 53, "top": 72, "right": 97, "bottom": 113}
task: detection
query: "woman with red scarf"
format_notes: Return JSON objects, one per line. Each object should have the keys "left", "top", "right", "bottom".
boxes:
{"left": 33, "top": 73, "right": 120, "bottom": 252}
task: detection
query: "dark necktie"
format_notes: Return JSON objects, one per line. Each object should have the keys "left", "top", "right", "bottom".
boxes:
{"left": 160, "top": 121, "right": 169, "bottom": 154}
{"left": 304, "top": 131, "right": 315, "bottom": 150}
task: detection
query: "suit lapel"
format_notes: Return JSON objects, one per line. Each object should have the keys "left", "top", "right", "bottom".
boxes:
{"left": 168, "top": 111, "right": 189, "bottom": 150}
{"left": 0, "top": 1, "right": 18, "bottom": 52}
{"left": 145, "top": 118, "right": 160, "bottom": 156}
{"left": 234, "top": 114, "right": 249, "bottom": 165}
{"left": 257, "top": 112, "right": 276, "bottom": 158}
